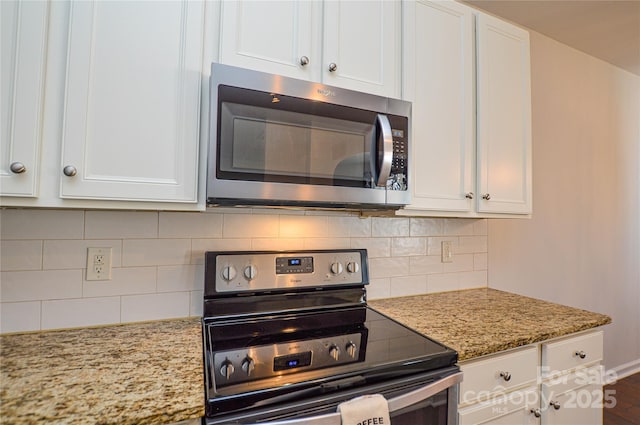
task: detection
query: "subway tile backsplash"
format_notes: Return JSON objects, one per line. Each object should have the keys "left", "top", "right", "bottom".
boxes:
{"left": 0, "top": 209, "right": 488, "bottom": 333}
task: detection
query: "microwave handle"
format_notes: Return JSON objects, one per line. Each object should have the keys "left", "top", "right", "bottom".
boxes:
{"left": 374, "top": 114, "right": 394, "bottom": 187}
{"left": 250, "top": 372, "right": 463, "bottom": 425}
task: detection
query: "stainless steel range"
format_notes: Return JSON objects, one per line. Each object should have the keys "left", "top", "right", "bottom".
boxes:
{"left": 202, "top": 249, "right": 461, "bottom": 424}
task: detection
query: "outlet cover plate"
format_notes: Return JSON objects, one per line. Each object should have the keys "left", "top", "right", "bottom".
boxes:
{"left": 87, "top": 247, "right": 112, "bottom": 281}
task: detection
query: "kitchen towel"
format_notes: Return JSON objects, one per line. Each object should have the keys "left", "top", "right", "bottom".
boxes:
{"left": 337, "top": 394, "right": 391, "bottom": 425}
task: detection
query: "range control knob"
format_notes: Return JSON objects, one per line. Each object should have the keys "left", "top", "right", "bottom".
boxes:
{"left": 346, "top": 342, "right": 357, "bottom": 358}
{"left": 329, "top": 345, "right": 340, "bottom": 361}
{"left": 241, "top": 356, "right": 255, "bottom": 376}
{"left": 330, "top": 262, "right": 344, "bottom": 275}
{"left": 221, "top": 265, "right": 237, "bottom": 281}
{"left": 346, "top": 262, "right": 360, "bottom": 273}
{"left": 244, "top": 265, "right": 258, "bottom": 280}
{"left": 220, "top": 359, "right": 235, "bottom": 380}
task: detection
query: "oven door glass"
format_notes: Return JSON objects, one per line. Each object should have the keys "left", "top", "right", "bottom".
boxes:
{"left": 217, "top": 85, "right": 383, "bottom": 188}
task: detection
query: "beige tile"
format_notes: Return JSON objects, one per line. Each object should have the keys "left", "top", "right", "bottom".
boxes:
{"left": 390, "top": 275, "right": 428, "bottom": 297}
{"left": 409, "top": 256, "right": 444, "bottom": 275}
{"left": 443, "top": 254, "right": 474, "bottom": 273}
{"left": 427, "top": 237, "right": 458, "bottom": 255}
{"left": 391, "top": 237, "right": 426, "bottom": 256}
{"left": 443, "top": 218, "right": 476, "bottom": 236}
{"left": 0, "top": 209, "right": 84, "bottom": 240}
{"left": 191, "top": 238, "right": 252, "bottom": 264}
{"left": 372, "top": 217, "right": 409, "bottom": 237}
{"left": 83, "top": 267, "right": 156, "bottom": 297}
{"left": 159, "top": 212, "right": 222, "bottom": 238}
{"left": 0, "top": 270, "right": 82, "bottom": 302}
{"left": 327, "top": 216, "right": 372, "bottom": 237}
{"left": 303, "top": 238, "right": 350, "bottom": 250}
{"left": 350, "top": 238, "right": 391, "bottom": 258}
{"left": 85, "top": 211, "right": 158, "bottom": 239}
{"left": 223, "top": 213, "right": 279, "bottom": 238}
{"left": 157, "top": 265, "right": 204, "bottom": 292}
{"left": 369, "top": 257, "right": 410, "bottom": 279}
{"left": 458, "top": 236, "right": 488, "bottom": 254}
{"left": 458, "top": 271, "right": 487, "bottom": 289}
{"left": 251, "top": 238, "right": 304, "bottom": 251}
{"left": 121, "top": 292, "right": 190, "bottom": 322}
{"left": 0, "top": 301, "right": 41, "bottom": 333}
{"left": 0, "top": 241, "right": 42, "bottom": 271}
{"left": 190, "top": 290, "right": 203, "bottom": 316}
{"left": 122, "top": 239, "right": 191, "bottom": 266}
{"left": 410, "top": 218, "right": 444, "bottom": 236}
{"left": 474, "top": 253, "right": 488, "bottom": 270}
{"left": 427, "top": 273, "right": 459, "bottom": 293}
{"left": 279, "top": 215, "right": 328, "bottom": 238}
{"left": 42, "top": 297, "right": 120, "bottom": 330}
{"left": 366, "top": 278, "right": 391, "bottom": 300}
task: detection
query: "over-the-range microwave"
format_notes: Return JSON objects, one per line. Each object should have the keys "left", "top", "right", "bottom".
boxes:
{"left": 206, "top": 63, "right": 411, "bottom": 209}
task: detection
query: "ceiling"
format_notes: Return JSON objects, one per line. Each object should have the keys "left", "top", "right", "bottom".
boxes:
{"left": 462, "top": 0, "right": 640, "bottom": 76}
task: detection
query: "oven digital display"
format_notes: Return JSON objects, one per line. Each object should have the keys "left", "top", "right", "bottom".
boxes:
{"left": 274, "top": 352, "right": 312, "bottom": 371}
{"left": 275, "top": 256, "right": 314, "bottom": 274}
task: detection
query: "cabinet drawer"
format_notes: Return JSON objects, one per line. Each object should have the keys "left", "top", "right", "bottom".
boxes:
{"left": 542, "top": 331, "right": 603, "bottom": 375}
{"left": 460, "top": 346, "right": 538, "bottom": 405}
{"left": 458, "top": 387, "right": 538, "bottom": 425}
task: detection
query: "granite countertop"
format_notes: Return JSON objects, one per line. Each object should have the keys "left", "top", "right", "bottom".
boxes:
{"left": 0, "top": 288, "right": 611, "bottom": 424}
{"left": 0, "top": 318, "right": 203, "bottom": 425}
{"left": 369, "top": 288, "right": 612, "bottom": 361}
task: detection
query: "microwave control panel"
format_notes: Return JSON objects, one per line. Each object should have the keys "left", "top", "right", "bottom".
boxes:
{"left": 389, "top": 115, "right": 409, "bottom": 191}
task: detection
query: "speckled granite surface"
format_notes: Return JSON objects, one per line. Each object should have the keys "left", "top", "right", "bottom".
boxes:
{"left": 0, "top": 318, "right": 203, "bottom": 425}
{"left": 369, "top": 288, "right": 611, "bottom": 362}
{"left": 0, "top": 289, "right": 611, "bottom": 424}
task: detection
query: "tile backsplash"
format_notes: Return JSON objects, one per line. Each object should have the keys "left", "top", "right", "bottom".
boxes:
{"left": 0, "top": 209, "right": 487, "bottom": 333}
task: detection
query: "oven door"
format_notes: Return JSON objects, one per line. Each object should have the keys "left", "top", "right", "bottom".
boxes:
{"left": 205, "top": 369, "right": 462, "bottom": 425}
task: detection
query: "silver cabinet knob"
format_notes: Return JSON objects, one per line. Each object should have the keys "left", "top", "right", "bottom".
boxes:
{"left": 10, "top": 162, "right": 26, "bottom": 174}
{"left": 482, "top": 193, "right": 491, "bottom": 200}
{"left": 465, "top": 192, "right": 474, "bottom": 199}
{"left": 530, "top": 408, "right": 541, "bottom": 418}
{"left": 499, "top": 371, "right": 511, "bottom": 382}
{"left": 328, "top": 62, "right": 337, "bottom": 72}
{"left": 575, "top": 350, "right": 587, "bottom": 359}
{"left": 550, "top": 400, "right": 561, "bottom": 410}
{"left": 63, "top": 165, "right": 77, "bottom": 177}
{"left": 300, "top": 56, "right": 309, "bottom": 66}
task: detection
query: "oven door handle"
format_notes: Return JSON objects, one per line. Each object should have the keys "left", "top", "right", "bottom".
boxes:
{"left": 255, "top": 372, "right": 463, "bottom": 425}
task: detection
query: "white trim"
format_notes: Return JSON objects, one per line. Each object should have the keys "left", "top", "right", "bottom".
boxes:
{"left": 610, "top": 358, "right": 640, "bottom": 381}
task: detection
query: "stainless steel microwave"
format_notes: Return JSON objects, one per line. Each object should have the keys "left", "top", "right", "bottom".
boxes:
{"left": 207, "top": 63, "right": 411, "bottom": 209}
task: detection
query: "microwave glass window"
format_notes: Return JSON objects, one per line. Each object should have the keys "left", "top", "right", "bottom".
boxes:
{"left": 218, "top": 97, "right": 377, "bottom": 187}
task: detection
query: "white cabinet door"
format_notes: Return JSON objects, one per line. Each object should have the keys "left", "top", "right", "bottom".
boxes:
{"left": 218, "top": 0, "right": 321, "bottom": 81}
{"left": 59, "top": 0, "right": 204, "bottom": 203}
{"left": 542, "top": 367, "right": 604, "bottom": 425}
{"left": 476, "top": 13, "right": 532, "bottom": 214}
{"left": 323, "top": 0, "right": 401, "bottom": 97}
{"left": 402, "top": 0, "right": 474, "bottom": 212}
{"left": 0, "top": 0, "right": 48, "bottom": 197}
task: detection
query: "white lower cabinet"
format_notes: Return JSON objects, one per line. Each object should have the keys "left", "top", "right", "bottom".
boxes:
{"left": 458, "top": 330, "right": 605, "bottom": 425}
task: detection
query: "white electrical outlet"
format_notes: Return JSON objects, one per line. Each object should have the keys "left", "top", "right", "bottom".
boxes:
{"left": 87, "top": 247, "right": 112, "bottom": 281}
{"left": 441, "top": 241, "right": 453, "bottom": 263}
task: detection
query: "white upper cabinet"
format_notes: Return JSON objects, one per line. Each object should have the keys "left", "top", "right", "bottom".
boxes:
{"left": 59, "top": 0, "right": 204, "bottom": 203}
{"left": 0, "top": 0, "right": 49, "bottom": 197}
{"left": 218, "top": 0, "right": 401, "bottom": 98}
{"left": 402, "top": 0, "right": 475, "bottom": 213}
{"left": 322, "top": 0, "right": 401, "bottom": 97}
{"left": 476, "top": 13, "right": 532, "bottom": 214}
{"left": 401, "top": 1, "right": 532, "bottom": 217}
{"left": 219, "top": 1, "right": 322, "bottom": 81}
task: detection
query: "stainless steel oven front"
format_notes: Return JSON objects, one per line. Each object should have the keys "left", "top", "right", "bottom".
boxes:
{"left": 206, "top": 63, "right": 411, "bottom": 209}
{"left": 202, "top": 249, "right": 461, "bottom": 425}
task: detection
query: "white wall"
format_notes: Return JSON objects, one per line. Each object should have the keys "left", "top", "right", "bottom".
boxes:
{"left": 0, "top": 209, "right": 488, "bottom": 333}
{"left": 488, "top": 31, "right": 640, "bottom": 375}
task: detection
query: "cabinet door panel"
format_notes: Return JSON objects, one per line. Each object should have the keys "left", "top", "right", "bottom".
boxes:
{"left": 60, "top": 0, "right": 203, "bottom": 202}
{"left": 476, "top": 13, "right": 532, "bottom": 214}
{"left": 219, "top": 0, "right": 320, "bottom": 81}
{"left": 403, "top": 0, "right": 474, "bottom": 212}
{"left": 542, "top": 366, "right": 604, "bottom": 425}
{"left": 1, "top": 0, "right": 48, "bottom": 197}
{"left": 323, "top": 0, "right": 400, "bottom": 97}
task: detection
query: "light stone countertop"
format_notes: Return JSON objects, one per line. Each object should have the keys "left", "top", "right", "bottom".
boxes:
{"left": 0, "top": 288, "right": 611, "bottom": 424}
{"left": 0, "top": 318, "right": 203, "bottom": 425}
{"left": 369, "top": 288, "right": 612, "bottom": 361}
